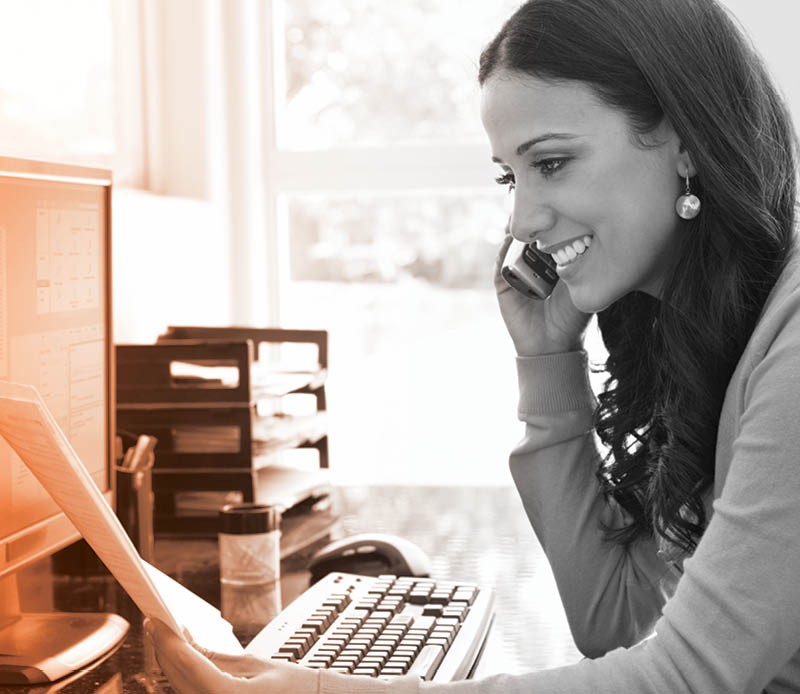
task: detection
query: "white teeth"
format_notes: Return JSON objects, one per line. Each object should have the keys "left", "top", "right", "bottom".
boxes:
{"left": 552, "top": 236, "right": 593, "bottom": 267}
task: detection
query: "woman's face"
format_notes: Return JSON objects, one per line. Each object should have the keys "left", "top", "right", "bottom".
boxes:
{"left": 481, "top": 71, "right": 690, "bottom": 313}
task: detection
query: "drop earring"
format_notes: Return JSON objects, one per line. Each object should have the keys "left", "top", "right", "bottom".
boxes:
{"left": 675, "top": 171, "right": 701, "bottom": 220}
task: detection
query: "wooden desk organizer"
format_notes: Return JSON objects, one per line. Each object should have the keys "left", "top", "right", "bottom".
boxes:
{"left": 116, "top": 327, "right": 333, "bottom": 544}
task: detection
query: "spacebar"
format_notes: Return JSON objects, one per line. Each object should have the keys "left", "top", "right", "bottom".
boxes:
{"left": 408, "top": 645, "right": 446, "bottom": 680}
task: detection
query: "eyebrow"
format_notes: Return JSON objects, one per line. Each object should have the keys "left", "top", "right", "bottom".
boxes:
{"left": 491, "top": 133, "right": 578, "bottom": 163}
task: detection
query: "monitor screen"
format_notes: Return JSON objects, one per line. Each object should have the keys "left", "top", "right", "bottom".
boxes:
{"left": 0, "top": 156, "right": 113, "bottom": 579}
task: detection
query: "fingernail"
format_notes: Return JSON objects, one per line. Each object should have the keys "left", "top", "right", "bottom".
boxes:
{"left": 143, "top": 618, "right": 153, "bottom": 636}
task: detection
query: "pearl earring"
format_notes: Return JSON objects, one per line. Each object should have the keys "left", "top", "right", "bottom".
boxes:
{"left": 675, "top": 171, "right": 701, "bottom": 220}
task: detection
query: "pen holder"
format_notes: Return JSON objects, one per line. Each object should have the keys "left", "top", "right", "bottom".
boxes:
{"left": 115, "top": 435, "right": 157, "bottom": 564}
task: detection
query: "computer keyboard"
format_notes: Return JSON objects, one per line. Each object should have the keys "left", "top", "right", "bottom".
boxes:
{"left": 246, "top": 572, "right": 494, "bottom": 682}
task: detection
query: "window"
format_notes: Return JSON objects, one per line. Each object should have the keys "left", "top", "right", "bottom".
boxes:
{"left": 278, "top": 2, "right": 516, "bottom": 149}
{"left": 267, "top": 1, "right": 521, "bottom": 484}
{"left": 0, "top": 0, "right": 114, "bottom": 167}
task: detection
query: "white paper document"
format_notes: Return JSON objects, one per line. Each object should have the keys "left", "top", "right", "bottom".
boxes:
{"left": 0, "top": 381, "right": 244, "bottom": 655}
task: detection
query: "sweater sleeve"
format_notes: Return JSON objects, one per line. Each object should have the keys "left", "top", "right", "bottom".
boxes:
{"left": 509, "top": 351, "right": 674, "bottom": 656}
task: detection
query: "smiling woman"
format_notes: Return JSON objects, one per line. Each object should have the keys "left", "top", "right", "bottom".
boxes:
{"left": 147, "top": 0, "right": 800, "bottom": 691}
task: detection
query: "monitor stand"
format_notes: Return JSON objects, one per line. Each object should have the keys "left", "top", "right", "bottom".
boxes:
{"left": 0, "top": 574, "right": 130, "bottom": 685}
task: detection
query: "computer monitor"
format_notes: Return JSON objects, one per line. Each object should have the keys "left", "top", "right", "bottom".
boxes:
{"left": 0, "top": 156, "right": 127, "bottom": 684}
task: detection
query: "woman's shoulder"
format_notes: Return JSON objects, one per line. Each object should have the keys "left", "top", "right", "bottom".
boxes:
{"left": 754, "top": 241, "right": 800, "bottom": 328}
{"left": 741, "top": 239, "right": 800, "bottom": 366}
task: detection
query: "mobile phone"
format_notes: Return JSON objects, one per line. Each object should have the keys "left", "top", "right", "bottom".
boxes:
{"left": 501, "top": 239, "right": 559, "bottom": 300}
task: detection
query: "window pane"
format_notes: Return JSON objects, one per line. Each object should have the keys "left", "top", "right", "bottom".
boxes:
{"left": 278, "top": 0, "right": 520, "bottom": 149}
{"left": 0, "top": 0, "right": 114, "bottom": 166}
{"left": 282, "top": 192, "right": 522, "bottom": 485}
{"left": 287, "top": 194, "right": 509, "bottom": 288}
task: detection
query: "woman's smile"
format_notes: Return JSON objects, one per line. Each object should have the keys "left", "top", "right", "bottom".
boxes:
{"left": 540, "top": 235, "right": 594, "bottom": 270}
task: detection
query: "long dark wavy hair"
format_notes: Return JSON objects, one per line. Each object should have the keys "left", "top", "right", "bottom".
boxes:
{"left": 480, "top": 0, "right": 798, "bottom": 552}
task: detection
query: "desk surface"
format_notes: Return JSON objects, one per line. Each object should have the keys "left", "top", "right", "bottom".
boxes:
{"left": 14, "top": 485, "right": 581, "bottom": 693}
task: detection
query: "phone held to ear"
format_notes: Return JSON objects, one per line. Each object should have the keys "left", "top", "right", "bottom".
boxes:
{"left": 501, "top": 239, "right": 559, "bottom": 299}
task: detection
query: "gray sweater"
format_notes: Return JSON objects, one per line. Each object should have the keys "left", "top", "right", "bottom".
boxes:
{"left": 319, "top": 251, "right": 800, "bottom": 693}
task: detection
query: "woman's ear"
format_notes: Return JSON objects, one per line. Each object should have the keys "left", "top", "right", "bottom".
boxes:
{"left": 656, "top": 118, "right": 697, "bottom": 178}
{"left": 676, "top": 142, "right": 697, "bottom": 178}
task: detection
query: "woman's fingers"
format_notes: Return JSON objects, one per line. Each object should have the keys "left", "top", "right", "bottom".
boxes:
{"left": 145, "top": 619, "right": 245, "bottom": 694}
{"left": 145, "top": 619, "right": 323, "bottom": 694}
{"left": 494, "top": 219, "right": 514, "bottom": 278}
{"left": 180, "top": 626, "right": 273, "bottom": 677}
{"left": 200, "top": 652, "right": 274, "bottom": 677}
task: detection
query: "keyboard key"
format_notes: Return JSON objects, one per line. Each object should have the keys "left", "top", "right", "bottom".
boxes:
{"left": 348, "top": 609, "right": 371, "bottom": 621}
{"left": 411, "top": 615, "right": 435, "bottom": 632}
{"left": 330, "top": 658, "right": 355, "bottom": 670}
{"left": 361, "top": 654, "right": 387, "bottom": 665}
{"left": 452, "top": 587, "right": 477, "bottom": 605}
{"left": 323, "top": 637, "right": 348, "bottom": 648}
{"left": 376, "top": 601, "right": 401, "bottom": 615}
{"left": 427, "top": 637, "right": 451, "bottom": 649}
{"left": 278, "top": 642, "right": 306, "bottom": 658}
{"left": 400, "top": 638, "right": 424, "bottom": 653}
{"left": 407, "top": 644, "right": 446, "bottom": 681}
{"left": 442, "top": 605, "right": 468, "bottom": 621}
{"left": 391, "top": 614, "right": 415, "bottom": 629}
{"left": 302, "top": 618, "right": 328, "bottom": 634}
{"left": 389, "top": 653, "right": 414, "bottom": 666}
{"left": 308, "top": 656, "right": 334, "bottom": 667}
{"left": 380, "top": 668, "right": 406, "bottom": 676}
{"left": 271, "top": 653, "right": 296, "bottom": 663}
{"left": 385, "top": 658, "right": 411, "bottom": 673}
{"left": 413, "top": 580, "right": 436, "bottom": 589}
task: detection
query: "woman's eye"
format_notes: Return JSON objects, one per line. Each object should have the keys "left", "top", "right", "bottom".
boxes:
{"left": 534, "top": 158, "right": 567, "bottom": 178}
{"left": 494, "top": 172, "right": 515, "bottom": 192}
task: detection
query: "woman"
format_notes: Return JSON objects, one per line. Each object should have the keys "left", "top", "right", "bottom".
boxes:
{"left": 148, "top": 0, "right": 800, "bottom": 691}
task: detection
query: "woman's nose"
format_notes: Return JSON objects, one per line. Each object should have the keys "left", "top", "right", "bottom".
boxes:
{"left": 510, "top": 190, "right": 555, "bottom": 243}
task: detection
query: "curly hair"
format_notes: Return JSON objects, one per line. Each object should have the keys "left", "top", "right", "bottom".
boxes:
{"left": 480, "top": 0, "right": 798, "bottom": 552}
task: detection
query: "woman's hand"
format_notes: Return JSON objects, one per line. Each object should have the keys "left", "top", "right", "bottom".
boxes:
{"left": 494, "top": 226, "right": 591, "bottom": 356}
{"left": 145, "top": 618, "right": 320, "bottom": 694}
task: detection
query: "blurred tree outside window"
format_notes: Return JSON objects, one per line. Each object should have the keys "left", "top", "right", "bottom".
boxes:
{"left": 279, "top": 1, "right": 518, "bottom": 148}
{"left": 272, "top": 1, "right": 524, "bottom": 485}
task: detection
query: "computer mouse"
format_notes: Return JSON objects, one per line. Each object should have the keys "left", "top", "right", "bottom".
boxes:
{"left": 307, "top": 533, "right": 432, "bottom": 584}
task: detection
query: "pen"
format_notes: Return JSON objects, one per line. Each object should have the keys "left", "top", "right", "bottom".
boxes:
{"left": 129, "top": 434, "right": 158, "bottom": 473}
